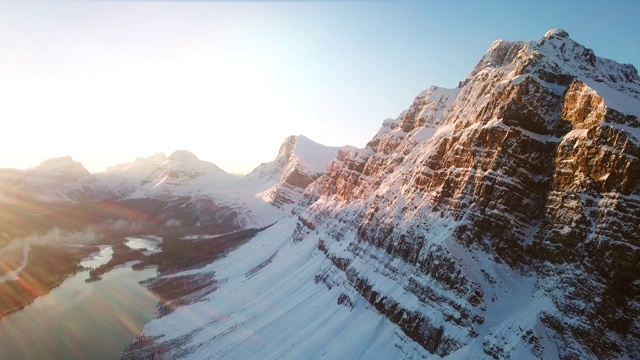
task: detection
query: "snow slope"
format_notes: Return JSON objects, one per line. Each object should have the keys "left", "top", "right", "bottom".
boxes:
{"left": 139, "top": 217, "right": 433, "bottom": 359}
{"left": 132, "top": 29, "right": 640, "bottom": 359}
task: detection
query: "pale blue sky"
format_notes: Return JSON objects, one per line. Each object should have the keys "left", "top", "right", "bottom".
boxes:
{"left": 1, "top": 1, "right": 639, "bottom": 174}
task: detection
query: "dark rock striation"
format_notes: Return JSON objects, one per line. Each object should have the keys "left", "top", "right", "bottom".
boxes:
{"left": 298, "top": 29, "right": 640, "bottom": 358}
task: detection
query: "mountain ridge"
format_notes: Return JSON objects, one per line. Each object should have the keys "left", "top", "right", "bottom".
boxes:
{"left": 0, "top": 135, "right": 343, "bottom": 230}
{"left": 127, "top": 29, "right": 640, "bottom": 359}
{"left": 1, "top": 29, "right": 638, "bottom": 360}
{"left": 298, "top": 28, "right": 640, "bottom": 358}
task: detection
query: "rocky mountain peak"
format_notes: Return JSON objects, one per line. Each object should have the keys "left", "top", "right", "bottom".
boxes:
{"left": 168, "top": 150, "right": 200, "bottom": 163}
{"left": 241, "top": 135, "right": 340, "bottom": 215}
{"left": 271, "top": 135, "right": 341, "bottom": 173}
{"left": 447, "top": 29, "right": 640, "bottom": 141}
{"left": 468, "top": 29, "right": 640, "bottom": 92}
{"left": 33, "top": 156, "right": 90, "bottom": 178}
{"left": 274, "top": 135, "right": 298, "bottom": 167}
{"left": 37, "top": 156, "right": 83, "bottom": 169}
{"left": 293, "top": 30, "right": 640, "bottom": 358}
{"left": 543, "top": 28, "right": 570, "bottom": 40}
{"left": 6, "top": 156, "right": 93, "bottom": 202}
{"left": 399, "top": 86, "right": 460, "bottom": 133}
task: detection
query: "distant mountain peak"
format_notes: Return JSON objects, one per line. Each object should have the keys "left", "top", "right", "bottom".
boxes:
{"left": 544, "top": 28, "right": 570, "bottom": 40}
{"left": 276, "top": 135, "right": 341, "bottom": 174}
{"left": 37, "top": 156, "right": 82, "bottom": 169}
{"left": 134, "top": 152, "right": 166, "bottom": 162}
{"left": 240, "top": 135, "right": 341, "bottom": 217}
{"left": 31, "top": 156, "right": 90, "bottom": 179}
{"left": 275, "top": 135, "right": 298, "bottom": 166}
{"left": 168, "top": 150, "right": 199, "bottom": 162}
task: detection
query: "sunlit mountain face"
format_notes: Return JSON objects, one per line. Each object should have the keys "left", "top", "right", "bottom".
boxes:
{"left": 121, "top": 29, "right": 639, "bottom": 359}
{"left": 2, "top": 28, "right": 640, "bottom": 360}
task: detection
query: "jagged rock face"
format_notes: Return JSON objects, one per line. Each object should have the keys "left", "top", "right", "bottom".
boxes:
{"left": 298, "top": 30, "right": 640, "bottom": 358}
{"left": 531, "top": 119, "right": 640, "bottom": 358}
{"left": 263, "top": 136, "right": 320, "bottom": 206}
{"left": 246, "top": 135, "right": 340, "bottom": 209}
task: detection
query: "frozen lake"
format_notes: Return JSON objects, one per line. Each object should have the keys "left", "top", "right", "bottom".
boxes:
{"left": 0, "top": 266, "right": 158, "bottom": 360}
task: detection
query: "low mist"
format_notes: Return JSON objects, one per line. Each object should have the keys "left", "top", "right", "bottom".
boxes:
{"left": 22, "top": 226, "right": 104, "bottom": 245}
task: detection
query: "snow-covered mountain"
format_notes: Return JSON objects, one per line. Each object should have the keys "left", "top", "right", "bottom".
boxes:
{"left": 128, "top": 29, "right": 640, "bottom": 359}
{"left": 0, "top": 156, "right": 109, "bottom": 202}
{"left": 225, "top": 135, "right": 342, "bottom": 227}
{"left": 98, "top": 150, "right": 240, "bottom": 199}
{"left": 246, "top": 135, "right": 342, "bottom": 203}
{"left": 0, "top": 152, "right": 241, "bottom": 203}
{"left": 0, "top": 137, "right": 341, "bottom": 229}
{"left": 95, "top": 152, "right": 168, "bottom": 198}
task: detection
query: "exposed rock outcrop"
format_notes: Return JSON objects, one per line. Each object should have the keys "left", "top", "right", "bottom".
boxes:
{"left": 244, "top": 135, "right": 341, "bottom": 209}
{"left": 296, "top": 29, "right": 640, "bottom": 358}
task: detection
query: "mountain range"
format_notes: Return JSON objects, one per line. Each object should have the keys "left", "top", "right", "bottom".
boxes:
{"left": 2, "top": 29, "right": 639, "bottom": 359}
{"left": 1, "top": 135, "right": 340, "bottom": 229}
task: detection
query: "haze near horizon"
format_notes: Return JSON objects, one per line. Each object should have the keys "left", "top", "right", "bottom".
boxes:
{"left": 1, "top": 1, "right": 638, "bottom": 174}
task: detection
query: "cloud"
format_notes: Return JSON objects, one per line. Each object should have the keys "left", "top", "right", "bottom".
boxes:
{"left": 104, "top": 219, "right": 146, "bottom": 234}
{"left": 23, "top": 226, "right": 104, "bottom": 245}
